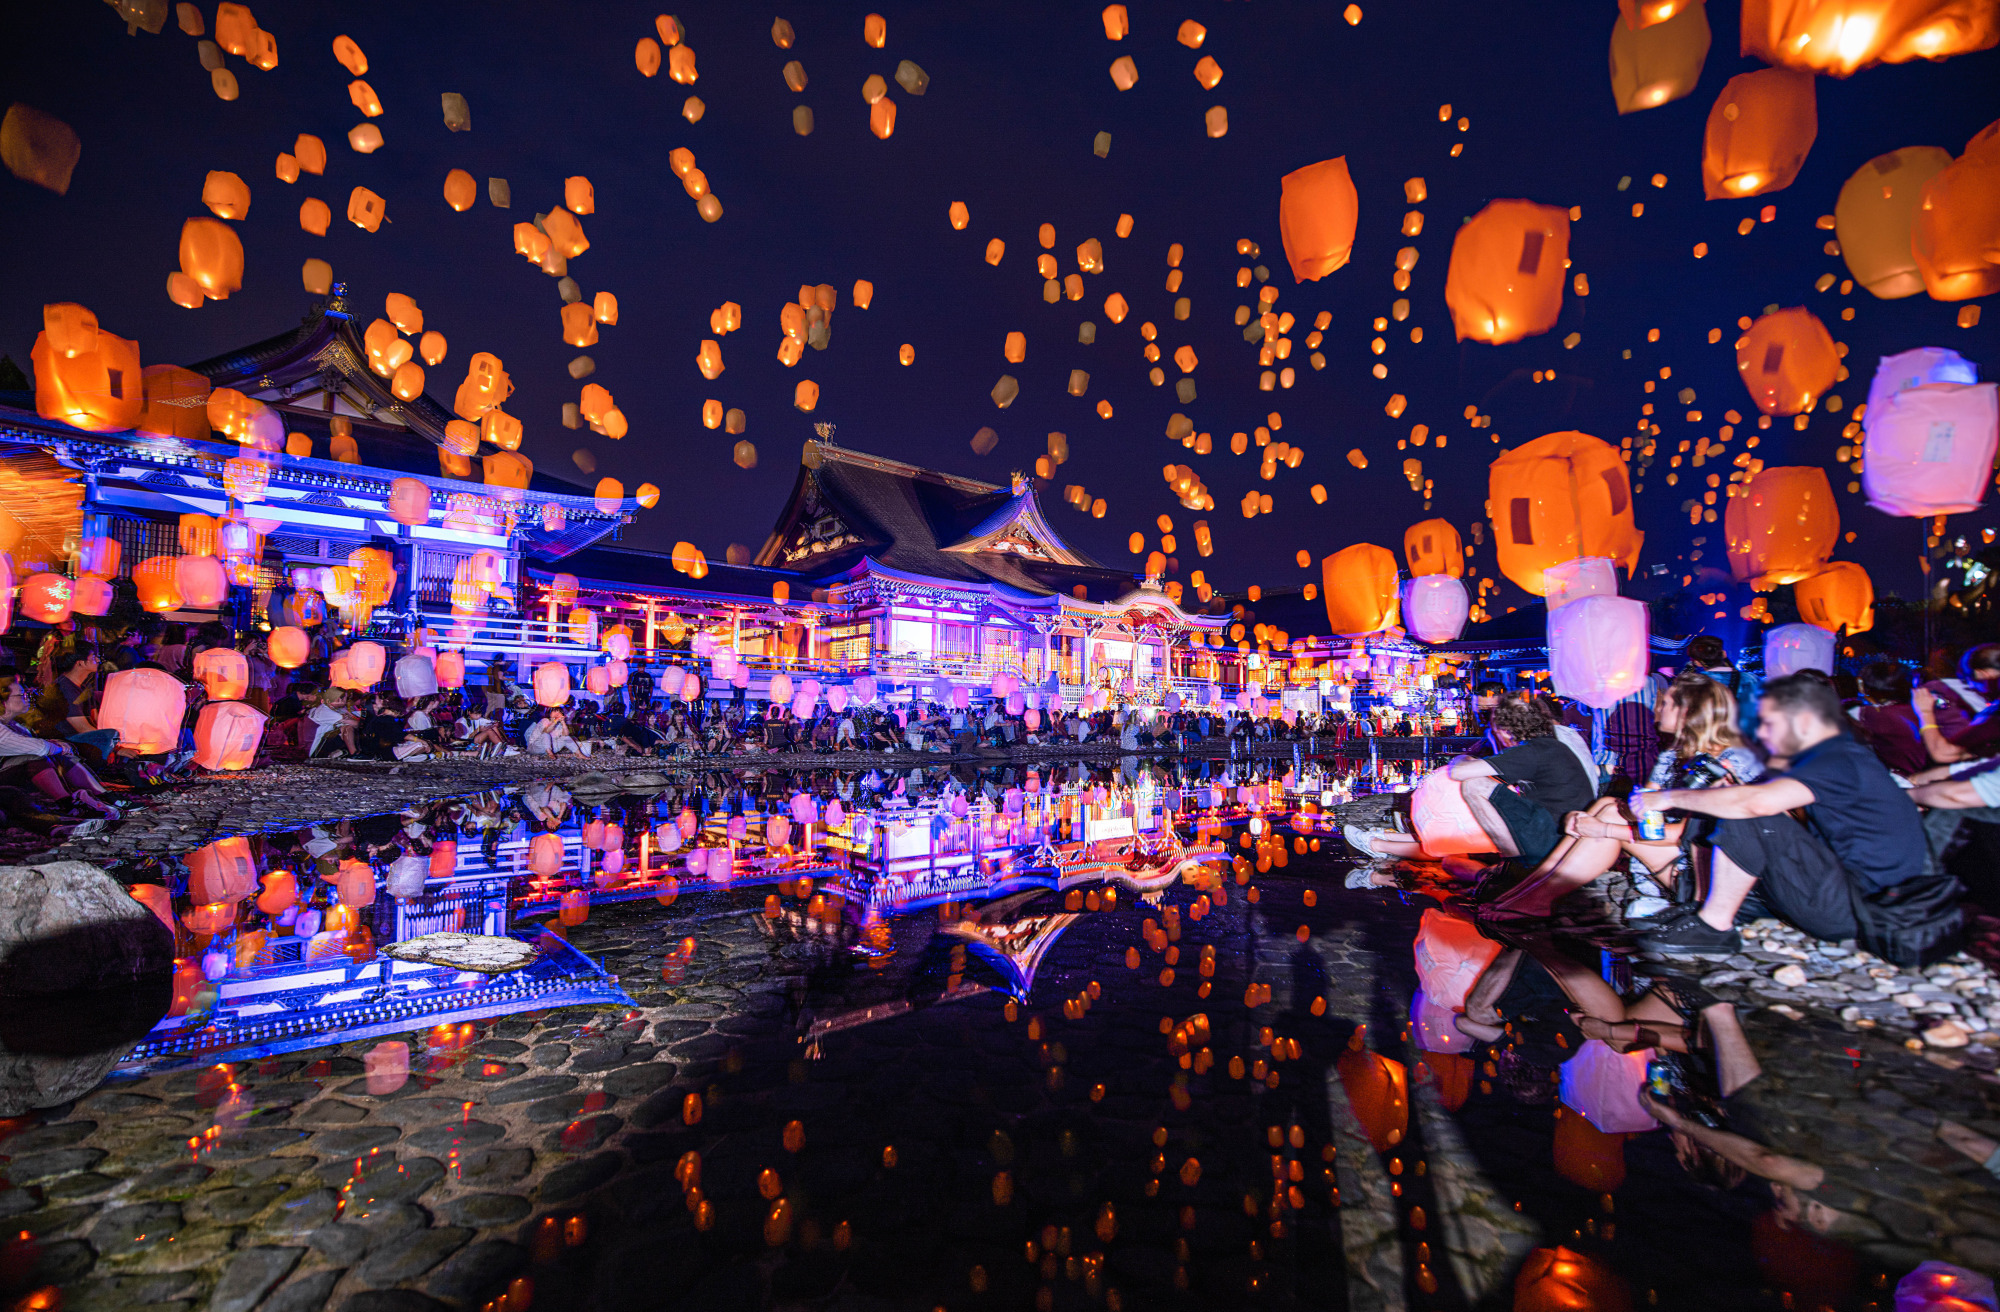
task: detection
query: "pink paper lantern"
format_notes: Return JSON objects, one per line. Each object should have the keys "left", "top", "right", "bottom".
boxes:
{"left": 71, "top": 574, "right": 113, "bottom": 617}
{"left": 1401, "top": 575, "right": 1470, "bottom": 644}
{"left": 176, "top": 554, "right": 229, "bottom": 608}
{"left": 365, "top": 1041, "right": 410, "bottom": 1095}
{"left": 607, "top": 659, "right": 627, "bottom": 688}
{"left": 586, "top": 666, "right": 611, "bottom": 696}
{"left": 528, "top": 832, "right": 564, "bottom": 875}
{"left": 1548, "top": 594, "right": 1648, "bottom": 709}
{"left": 346, "top": 641, "right": 387, "bottom": 685}
{"left": 435, "top": 650, "right": 466, "bottom": 688}
{"left": 192, "top": 700, "right": 266, "bottom": 770}
{"left": 534, "top": 662, "right": 572, "bottom": 706}
{"left": 789, "top": 793, "right": 819, "bottom": 823}
{"left": 192, "top": 647, "right": 249, "bottom": 700}
{"left": 1542, "top": 556, "right": 1620, "bottom": 610}
{"left": 99, "top": 667, "right": 186, "bottom": 755}
{"left": 1410, "top": 768, "right": 1497, "bottom": 857}
{"left": 770, "top": 673, "right": 794, "bottom": 704}
{"left": 1411, "top": 989, "right": 1474, "bottom": 1054}
{"left": 681, "top": 673, "right": 702, "bottom": 702}
{"left": 1412, "top": 909, "right": 1503, "bottom": 1010}
{"left": 1764, "top": 621, "right": 1835, "bottom": 677}
{"left": 1862, "top": 380, "right": 1997, "bottom": 517}
{"left": 1559, "top": 1039, "right": 1659, "bottom": 1134}
{"left": 659, "top": 665, "right": 686, "bottom": 696}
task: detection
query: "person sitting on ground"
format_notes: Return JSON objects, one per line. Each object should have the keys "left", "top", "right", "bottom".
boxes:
{"left": 308, "top": 688, "right": 360, "bottom": 758}
{"left": 1908, "top": 757, "right": 2000, "bottom": 868}
{"left": 0, "top": 675, "right": 117, "bottom": 816}
{"left": 1914, "top": 643, "right": 2000, "bottom": 764}
{"left": 1684, "top": 634, "right": 1762, "bottom": 739}
{"left": 1848, "top": 659, "right": 1928, "bottom": 775}
{"left": 526, "top": 705, "right": 585, "bottom": 756}
{"left": 1468, "top": 681, "right": 1511, "bottom": 755}
{"left": 1530, "top": 692, "right": 1601, "bottom": 794}
{"left": 1632, "top": 671, "right": 1935, "bottom": 955}
{"left": 1492, "top": 672, "right": 1761, "bottom": 918}
{"left": 395, "top": 695, "right": 439, "bottom": 760}
{"left": 1592, "top": 672, "right": 1667, "bottom": 790}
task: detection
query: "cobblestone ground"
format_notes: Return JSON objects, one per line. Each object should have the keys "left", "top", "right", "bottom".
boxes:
{"left": 2, "top": 849, "right": 1996, "bottom": 1311}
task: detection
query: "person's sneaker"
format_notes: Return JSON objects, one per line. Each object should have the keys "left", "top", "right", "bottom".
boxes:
{"left": 1623, "top": 894, "right": 1672, "bottom": 922}
{"left": 1343, "top": 824, "right": 1393, "bottom": 859}
{"left": 1626, "top": 902, "right": 1697, "bottom": 931}
{"left": 1637, "top": 915, "right": 1741, "bottom": 956}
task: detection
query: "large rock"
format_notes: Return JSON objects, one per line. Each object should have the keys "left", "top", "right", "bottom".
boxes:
{"left": 0, "top": 861, "right": 176, "bottom": 993}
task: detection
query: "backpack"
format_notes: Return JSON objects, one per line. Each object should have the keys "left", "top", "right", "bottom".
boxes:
{"left": 1846, "top": 864, "right": 1967, "bottom": 968}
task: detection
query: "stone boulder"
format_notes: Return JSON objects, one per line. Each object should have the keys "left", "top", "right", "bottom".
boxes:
{"left": 0, "top": 860, "right": 177, "bottom": 994}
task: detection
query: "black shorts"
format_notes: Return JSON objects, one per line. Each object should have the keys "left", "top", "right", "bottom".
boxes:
{"left": 1712, "top": 813, "right": 1857, "bottom": 941}
{"left": 1486, "top": 781, "right": 1563, "bottom": 867}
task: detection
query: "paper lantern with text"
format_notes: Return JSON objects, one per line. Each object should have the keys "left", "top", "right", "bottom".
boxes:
{"left": 1489, "top": 432, "right": 1643, "bottom": 594}
{"left": 1335, "top": 1047, "right": 1408, "bottom": 1152}
{"left": 1445, "top": 202, "right": 1571, "bottom": 346}
{"left": 193, "top": 647, "right": 249, "bottom": 700}
{"left": 1837, "top": 147, "right": 1954, "bottom": 298}
{"left": 1610, "top": 0, "right": 1711, "bottom": 113}
{"left": 31, "top": 327, "right": 142, "bottom": 432}
{"left": 1863, "top": 382, "right": 1997, "bottom": 516}
{"left": 395, "top": 654, "right": 438, "bottom": 698}
{"left": 1560, "top": 1039, "right": 1659, "bottom": 1133}
{"left": 268, "top": 626, "right": 309, "bottom": 669}
{"left": 1736, "top": 308, "right": 1840, "bottom": 415}
{"left": 71, "top": 575, "right": 112, "bottom": 617}
{"left": 1766, "top": 622, "right": 1837, "bottom": 676}
{"left": 1703, "top": 68, "right": 1816, "bottom": 199}
{"left": 99, "top": 668, "right": 186, "bottom": 755}
{"left": 1724, "top": 466, "right": 1839, "bottom": 585}
{"left": 534, "top": 662, "right": 572, "bottom": 706}
{"left": 1553, "top": 1105, "right": 1628, "bottom": 1193}
{"left": 1865, "top": 345, "right": 1978, "bottom": 412}
{"left": 1414, "top": 909, "right": 1502, "bottom": 1010}
{"left": 188, "top": 836, "right": 256, "bottom": 904}
{"left": 1318, "top": 543, "right": 1400, "bottom": 636}
{"left": 1549, "top": 594, "right": 1649, "bottom": 708}
{"left": 435, "top": 651, "right": 465, "bottom": 689}
{"left": 1277, "top": 156, "right": 1359, "bottom": 283}
{"left": 1794, "top": 561, "right": 1875, "bottom": 634}
{"left": 18, "top": 574, "right": 74, "bottom": 625}
{"left": 1402, "top": 575, "right": 1470, "bottom": 643}
{"left": 1914, "top": 122, "right": 2000, "bottom": 301}
{"left": 193, "top": 700, "right": 266, "bottom": 771}
{"left": 176, "top": 555, "right": 228, "bottom": 608}
{"left": 386, "top": 477, "right": 430, "bottom": 526}
{"left": 1741, "top": 0, "right": 1999, "bottom": 76}
{"left": 136, "top": 364, "right": 211, "bottom": 441}
{"left": 1412, "top": 766, "right": 1499, "bottom": 859}
{"left": 1403, "top": 518, "right": 1464, "bottom": 577}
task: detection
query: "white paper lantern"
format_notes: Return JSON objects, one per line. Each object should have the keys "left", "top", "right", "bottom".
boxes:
{"left": 1764, "top": 622, "right": 1835, "bottom": 677}
{"left": 394, "top": 654, "right": 438, "bottom": 698}
{"left": 1543, "top": 556, "right": 1620, "bottom": 610}
{"left": 1862, "top": 381, "right": 1997, "bottom": 518}
{"left": 1548, "top": 594, "right": 1649, "bottom": 709}
{"left": 1560, "top": 1040, "right": 1659, "bottom": 1134}
{"left": 1401, "top": 575, "right": 1470, "bottom": 643}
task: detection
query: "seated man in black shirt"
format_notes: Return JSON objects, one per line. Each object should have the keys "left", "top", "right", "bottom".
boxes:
{"left": 1446, "top": 698, "right": 1596, "bottom": 866}
{"left": 1636, "top": 673, "right": 1938, "bottom": 955}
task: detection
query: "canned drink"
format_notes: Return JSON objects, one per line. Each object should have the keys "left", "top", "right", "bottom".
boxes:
{"left": 1631, "top": 791, "right": 1666, "bottom": 841}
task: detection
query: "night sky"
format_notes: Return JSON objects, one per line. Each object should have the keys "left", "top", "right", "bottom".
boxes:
{"left": 2, "top": 0, "right": 1995, "bottom": 616}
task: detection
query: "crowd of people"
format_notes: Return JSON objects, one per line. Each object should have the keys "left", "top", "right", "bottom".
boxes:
{"left": 1345, "top": 638, "right": 2000, "bottom": 966}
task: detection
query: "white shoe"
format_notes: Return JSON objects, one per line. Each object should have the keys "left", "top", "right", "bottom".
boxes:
{"left": 1343, "top": 824, "right": 1391, "bottom": 859}
{"left": 1624, "top": 895, "right": 1672, "bottom": 921}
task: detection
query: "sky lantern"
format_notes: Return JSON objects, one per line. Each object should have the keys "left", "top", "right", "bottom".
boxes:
{"left": 1913, "top": 120, "right": 2000, "bottom": 301}
{"left": 1794, "top": 561, "right": 1875, "bottom": 633}
{"left": 345, "top": 641, "right": 386, "bottom": 686}
{"left": 18, "top": 574, "right": 73, "bottom": 625}
{"left": 1277, "top": 156, "right": 1358, "bottom": 282}
{"left": 99, "top": 668, "right": 185, "bottom": 755}
{"left": 71, "top": 575, "right": 112, "bottom": 617}
{"left": 193, "top": 701, "right": 265, "bottom": 771}
{"left": 1413, "top": 909, "right": 1502, "bottom": 1009}
{"left": 1702, "top": 68, "right": 1817, "bottom": 199}
{"left": 1608, "top": 0, "right": 1710, "bottom": 113}
{"left": 1487, "top": 431, "right": 1642, "bottom": 595}
{"left": 1724, "top": 466, "right": 1840, "bottom": 586}
{"left": 32, "top": 325, "right": 142, "bottom": 432}
{"left": 201, "top": 170, "right": 251, "bottom": 219}
{"left": 595, "top": 478, "right": 624, "bottom": 513}
{"left": 179, "top": 217, "right": 244, "bottom": 299}
{"left": 1410, "top": 770, "right": 1497, "bottom": 857}
{"left": 1735, "top": 307, "right": 1840, "bottom": 414}
{"left": 1862, "top": 373, "right": 1998, "bottom": 516}
{"left": 395, "top": 653, "right": 437, "bottom": 698}
{"left": 1318, "top": 543, "right": 1400, "bottom": 636}
{"left": 436, "top": 651, "right": 466, "bottom": 689}
{"left": 193, "top": 647, "right": 249, "bottom": 700}
{"left": 134, "top": 557, "right": 182, "bottom": 613}
{"left": 1550, "top": 595, "right": 1649, "bottom": 708}
{"left": 1766, "top": 622, "right": 1836, "bottom": 676}
{"left": 1740, "top": 0, "right": 1999, "bottom": 76}
{"left": 1443, "top": 200, "right": 1570, "bottom": 344}
{"left": 534, "top": 662, "right": 572, "bottom": 706}
{"left": 268, "top": 626, "right": 309, "bottom": 668}
{"left": 484, "top": 451, "right": 533, "bottom": 490}
{"left": 1836, "top": 146, "right": 1953, "bottom": 297}
{"left": 137, "top": 364, "right": 211, "bottom": 441}
{"left": 386, "top": 477, "right": 430, "bottom": 526}
{"left": 443, "top": 168, "right": 477, "bottom": 211}
{"left": 176, "top": 555, "right": 228, "bottom": 608}
{"left": 1402, "top": 575, "right": 1470, "bottom": 643}
{"left": 1402, "top": 517, "right": 1463, "bottom": 577}
{"left": 1335, "top": 1046, "right": 1408, "bottom": 1152}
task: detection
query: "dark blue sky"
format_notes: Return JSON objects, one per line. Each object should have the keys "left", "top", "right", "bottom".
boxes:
{"left": 2, "top": 0, "right": 1994, "bottom": 609}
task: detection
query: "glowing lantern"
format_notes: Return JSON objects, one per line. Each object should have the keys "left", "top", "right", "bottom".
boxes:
{"left": 603, "top": 625, "right": 632, "bottom": 660}
{"left": 1318, "top": 543, "right": 1400, "bottom": 636}
{"left": 31, "top": 326, "right": 142, "bottom": 432}
{"left": 1413, "top": 909, "right": 1502, "bottom": 1010}
{"left": 484, "top": 452, "right": 533, "bottom": 490}
{"left": 269, "top": 626, "right": 310, "bottom": 668}
{"left": 193, "top": 647, "right": 249, "bottom": 700}
{"left": 223, "top": 455, "right": 269, "bottom": 503}
{"left": 1402, "top": 518, "right": 1463, "bottom": 577}
{"left": 529, "top": 832, "right": 564, "bottom": 876}
{"left": 188, "top": 836, "right": 256, "bottom": 904}
{"left": 1402, "top": 576, "right": 1470, "bottom": 643}
{"left": 1835, "top": 147, "right": 1953, "bottom": 298}
{"left": 179, "top": 217, "right": 245, "bottom": 299}
{"left": 347, "top": 187, "right": 386, "bottom": 232}
{"left": 386, "top": 477, "right": 430, "bottom": 526}
{"left": 1765, "top": 622, "right": 1836, "bottom": 677}
{"left": 1335, "top": 1047, "right": 1409, "bottom": 1152}
{"left": 1609, "top": 0, "right": 1711, "bottom": 113}
{"left": 1488, "top": 431, "right": 1643, "bottom": 594}
{"left": 18, "top": 574, "right": 73, "bottom": 625}
{"left": 1277, "top": 157, "right": 1359, "bottom": 283}
{"left": 435, "top": 650, "right": 465, "bottom": 690}
{"left": 1560, "top": 1039, "right": 1658, "bottom": 1133}
{"left": 395, "top": 654, "right": 438, "bottom": 698}
{"left": 1549, "top": 594, "right": 1649, "bottom": 709}
{"left": 176, "top": 555, "right": 228, "bottom": 608}
{"left": 76, "top": 536, "right": 120, "bottom": 576}
{"left": 1724, "top": 466, "right": 1839, "bottom": 585}
{"left": 201, "top": 170, "right": 251, "bottom": 220}
{"left": 136, "top": 365, "right": 211, "bottom": 441}
{"left": 346, "top": 641, "right": 387, "bottom": 686}
{"left": 594, "top": 478, "right": 623, "bottom": 513}
{"left": 585, "top": 666, "right": 611, "bottom": 697}
{"left": 1444, "top": 200, "right": 1570, "bottom": 344}
{"left": 134, "top": 557, "right": 182, "bottom": 613}
{"left": 1914, "top": 124, "right": 2000, "bottom": 301}
{"left": 1702, "top": 68, "right": 1816, "bottom": 199}
{"left": 1740, "top": 0, "right": 1999, "bottom": 76}
{"left": 1736, "top": 307, "right": 1840, "bottom": 416}
{"left": 1794, "top": 561, "right": 1874, "bottom": 634}
{"left": 1411, "top": 768, "right": 1497, "bottom": 857}
{"left": 42, "top": 303, "right": 97, "bottom": 357}
{"left": 193, "top": 701, "right": 266, "bottom": 771}
{"left": 1553, "top": 1106, "right": 1628, "bottom": 1193}
{"left": 534, "top": 662, "right": 571, "bottom": 706}
{"left": 1862, "top": 381, "right": 1997, "bottom": 517}
{"left": 99, "top": 667, "right": 186, "bottom": 755}
{"left": 72, "top": 576, "right": 112, "bottom": 617}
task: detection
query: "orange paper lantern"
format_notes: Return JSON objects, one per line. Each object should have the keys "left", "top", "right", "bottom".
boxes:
{"left": 188, "top": 836, "right": 256, "bottom": 904}
{"left": 1335, "top": 1047, "right": 1409, "bottom": 1152}
{"left": 17, "top": 574, "right": 74, "bottom": 625}
{"left": 134, "top": 557, "right": 182, "bottom": 613}
{"left": 1443, "top": 200, "right": 1570, "bottom": 344}
{"left": 1609, "top": 0, "right": 1711, "bottom": 113}
{"left": 176, "top": 555, "right": 228, "bottom": 609}
{"left": 1836, "top": 146, "right": 1954, "bottom": 298}
{"left": 1403, "top": 518, "right": 1464, "bottom": 578}
{"left": 1741, "top": 0, "right": 1999, "bottom": 76}
{"left": 1794, "top": 560, "right": 1874, "bottom": 634}
{"left": 31, "top": 327, "right": 142, "bottom": 432}
{"left": 71, "top": 575, "right": 113, "bottom": 617}
{"left": 193, "top": 647, "right": 250, "bottom": 700}
{"left": 1702, "top": 68, "right": 1817, "bottom": 199}
{"left": 1488, "top": 431, "right": 1644, "bottom": 594}
{"left": 386, "top": 477, "right": 430, "bottom": 526}
{"left": 1913, "top": 120, "right": 2000, "bottom": 301}
{"left": 1735, "top": 307, "right": 1840, "bottom": 415}
{"left": 268, "top": 626, "right": 310, "bottom": 668}
{"left": 1277, "top": 156, "right": 1359, "bottom": 282}
{"left": 1724, "top": 466, "right": 1840, "bottom": 587}
{"left": 1318, "top": 544, "right": 1400, "bottom": 636}
{"left": 136, "top": 365, "right": 212, "bottom": 441}
{"left": 98, "top": 667, "right": 186, "bottom": 755}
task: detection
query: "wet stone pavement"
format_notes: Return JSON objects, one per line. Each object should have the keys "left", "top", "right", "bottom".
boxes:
{"left": 3, "top": 838, "right": 1999, "bottom": 1312}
